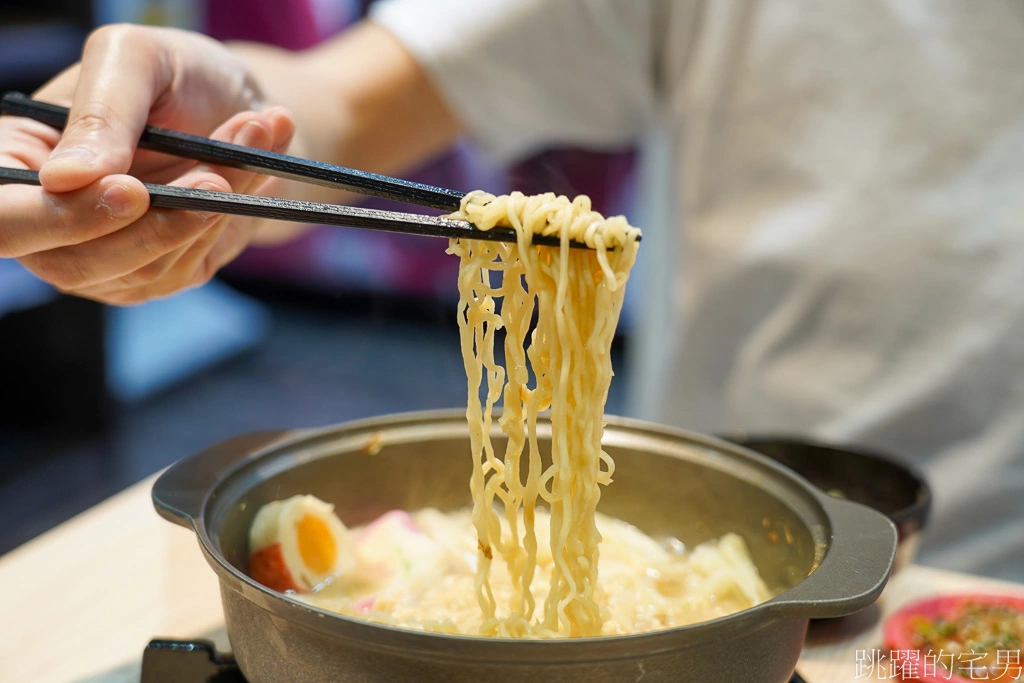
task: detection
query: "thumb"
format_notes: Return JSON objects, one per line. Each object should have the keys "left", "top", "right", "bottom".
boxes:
{"left": 39, "top": 105, "right": 137, "bottom": 194}
{"left": 38, "top": 26, "right": 162, "bottom": 193}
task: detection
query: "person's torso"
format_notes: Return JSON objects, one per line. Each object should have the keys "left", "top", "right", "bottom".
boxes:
{"left": 651, "top": 0, "right": 1024, "bottom": 578}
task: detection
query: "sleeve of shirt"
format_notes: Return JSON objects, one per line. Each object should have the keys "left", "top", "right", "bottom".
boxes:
{"left": 369, "top": 0, "right": 660, "bottom": 163}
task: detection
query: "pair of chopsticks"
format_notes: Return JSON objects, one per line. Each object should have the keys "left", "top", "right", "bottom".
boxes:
{"left": 0, "top": 92, "right": 594, "bottom": 249}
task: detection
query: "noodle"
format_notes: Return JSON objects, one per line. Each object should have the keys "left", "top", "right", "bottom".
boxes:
{"left": 446, "top": 191, "right": 640, "bottom": 637}
{"left": 266, "top": 190, "right": 773, "bottom": 638}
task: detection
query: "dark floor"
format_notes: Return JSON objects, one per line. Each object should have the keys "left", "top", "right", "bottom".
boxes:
{"left": 0, "top": 288, "right": 627, "bottom": 555}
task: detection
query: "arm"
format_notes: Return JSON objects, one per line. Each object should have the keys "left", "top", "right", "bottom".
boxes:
{"left": 230, "top": 22, "right": 461, "bottom": 243}
{"left": 0, "top": 21, "right": 458, "bottom": 304}
{"left": 0, "top": 0, "right": 659, "bottom": 305}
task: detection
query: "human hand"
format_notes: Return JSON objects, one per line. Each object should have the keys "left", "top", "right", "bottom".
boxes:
{"left": 0, "top": 24, "right": 295, "bottom": 304}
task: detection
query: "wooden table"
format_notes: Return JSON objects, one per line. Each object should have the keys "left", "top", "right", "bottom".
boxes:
{"left": 1, "top": 475, "right": 1021, "bottom": 683}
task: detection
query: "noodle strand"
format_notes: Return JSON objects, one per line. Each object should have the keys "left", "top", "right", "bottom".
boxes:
{"left": 448, "top": 190, "right": 640, "bottom": 637}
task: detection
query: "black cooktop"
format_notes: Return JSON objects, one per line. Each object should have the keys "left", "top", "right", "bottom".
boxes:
{"left": 141, "top": 639, "right": 810, "bottom": 682}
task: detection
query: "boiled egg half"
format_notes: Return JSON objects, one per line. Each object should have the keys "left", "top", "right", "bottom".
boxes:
{"left": 249, "top": 495, "right": 353, "bottom": 593}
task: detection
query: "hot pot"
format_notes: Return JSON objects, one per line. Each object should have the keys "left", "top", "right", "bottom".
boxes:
{"left": 153, "top": 410, "right": 897, "bottom": 683}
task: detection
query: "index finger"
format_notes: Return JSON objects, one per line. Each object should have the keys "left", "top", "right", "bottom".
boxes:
{"left": 38, "top": 25, "right": 167, "bottom": 194}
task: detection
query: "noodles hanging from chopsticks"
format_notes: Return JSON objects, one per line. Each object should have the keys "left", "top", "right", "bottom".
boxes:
{"left": 448, "top": 191, "right": 640, "bottom": 637}
{"left": 273, "top": 192, "right": 770, "bottom": 636}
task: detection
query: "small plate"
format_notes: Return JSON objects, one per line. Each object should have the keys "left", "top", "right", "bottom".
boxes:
{"left": 882, "top": 593, "right": 1024, "bottom": 683}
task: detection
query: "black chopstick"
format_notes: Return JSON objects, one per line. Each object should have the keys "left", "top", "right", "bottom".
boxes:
{"left": 0, "top": 167, "right": 581, "bottom": 248}
{"left": 1, "top": 91, "right": 464, "bottom": 211}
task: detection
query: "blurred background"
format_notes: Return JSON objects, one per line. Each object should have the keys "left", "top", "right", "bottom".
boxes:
{"left": 0, "top": 0, "right": 658, "bottom": 553}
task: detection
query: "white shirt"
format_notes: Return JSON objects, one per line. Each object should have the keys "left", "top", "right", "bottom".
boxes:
{"left": 371, "top": 0, "right": 1024, "bottom": 581}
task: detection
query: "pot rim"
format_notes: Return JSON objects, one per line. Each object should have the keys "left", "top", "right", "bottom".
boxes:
{"left": 155, "top": 409, "right": 897, "bottom": 660}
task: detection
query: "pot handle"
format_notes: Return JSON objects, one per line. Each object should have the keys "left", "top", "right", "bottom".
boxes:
{"left": 152, "top": 430, "right": 296, "bottom": 529}
{"left": 765, "top": 495, "right": 897, "bottom": 620}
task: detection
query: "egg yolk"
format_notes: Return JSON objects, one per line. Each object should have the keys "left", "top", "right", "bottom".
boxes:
{"left": 297, "top": 514, "right": 336, "bottom": 574}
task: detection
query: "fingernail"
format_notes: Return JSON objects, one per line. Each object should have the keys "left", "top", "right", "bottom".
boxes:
{"left": 49, "top": 147, "right": 97, "bottom": 165}
{"left": 99, "top": 183, "right": 137, "bottom": 219}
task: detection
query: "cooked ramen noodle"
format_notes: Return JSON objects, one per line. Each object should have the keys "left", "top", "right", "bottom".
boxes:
{"left": 446, "top": 191, "right": 641, "bottom": 637}
{"left": 249, "top": 191, "right": 772, "bottom": 637}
